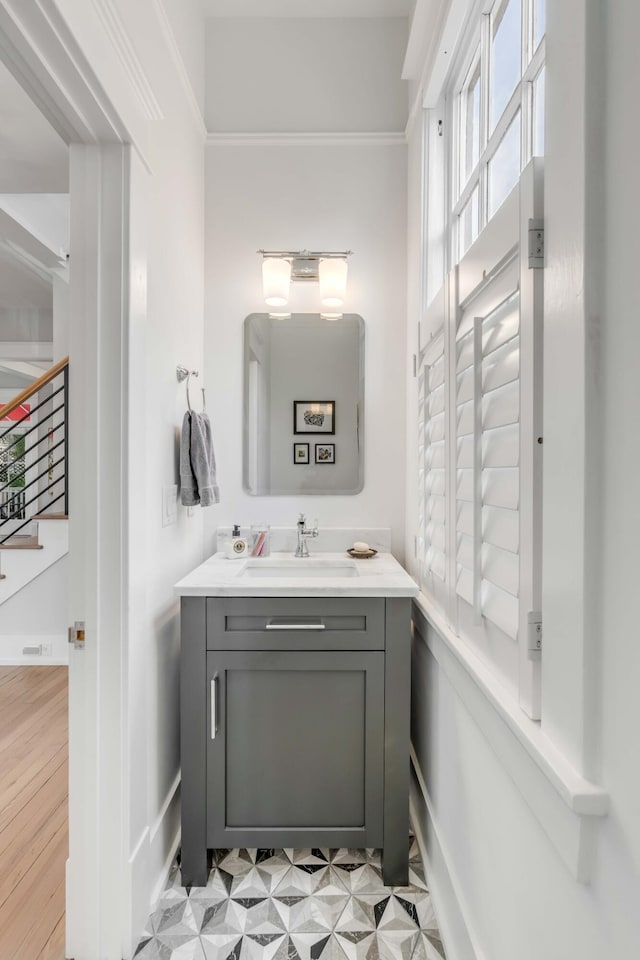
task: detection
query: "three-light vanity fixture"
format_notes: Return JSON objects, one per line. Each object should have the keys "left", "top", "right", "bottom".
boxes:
{"left": 259, "top": 249, "right": 352, "bottom": 319}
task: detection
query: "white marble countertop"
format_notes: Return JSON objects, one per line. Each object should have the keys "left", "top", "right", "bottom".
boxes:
{"left": 174, "top": 551, "right": 419, "bottom": 598}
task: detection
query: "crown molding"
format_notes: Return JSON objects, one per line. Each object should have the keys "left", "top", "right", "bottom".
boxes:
{"left": 152, "top": 0, "right": 207, "bottom": 140}
{"left": 91, "top": 0, "right": 163, "bottom": 121}
{"left": 206, "top": 131, "right": 407, "bottom": 147}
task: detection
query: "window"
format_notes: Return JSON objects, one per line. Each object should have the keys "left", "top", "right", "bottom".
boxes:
{"left": 488, "top": 110, "right": 521, "bottom": 216}
{"left": 450, "top": 0, "right": 546, "bottom": 264}
{"left": 418, "top": 0, "right": 545, "bottom": 718}
{"left": 490, "top": 0, "right": 521, "bottom": 133}
{"left": 460, "top": 56, "right": 481, "bottom": 188}
{"left": 0, "top": 431, "right": 26, "bottom": 519}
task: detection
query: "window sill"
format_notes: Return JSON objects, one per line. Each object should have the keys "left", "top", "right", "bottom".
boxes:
{"left": 412, "top": 592, "right": 608, "bottom": 881}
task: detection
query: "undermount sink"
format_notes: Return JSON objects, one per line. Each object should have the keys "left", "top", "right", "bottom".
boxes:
{"left": 239, "top": 559, "right": 360, "bottom": 579}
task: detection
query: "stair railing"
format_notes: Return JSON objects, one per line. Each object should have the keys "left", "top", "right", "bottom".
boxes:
{"left": 0, "top": 356, "right": 69, "bottom": 545}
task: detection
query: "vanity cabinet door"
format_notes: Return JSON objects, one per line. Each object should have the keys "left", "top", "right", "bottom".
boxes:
{"left": 206, "top": 650, "right": 384, "bottom": 848}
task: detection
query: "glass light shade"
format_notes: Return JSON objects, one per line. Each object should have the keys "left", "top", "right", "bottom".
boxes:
{"left": 319, "top": 257, "right": 348, "bottom": 308}
{"left": 262, "top": 257, "right": 291, "bottom": 306}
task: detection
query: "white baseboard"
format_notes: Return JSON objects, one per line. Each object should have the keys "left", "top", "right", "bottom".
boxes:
{"left": 410, "top": 753, "right": 483, "bottom": 960}
{"left": 125, "top": 774, "right": 181, "bottom": 958}
{"left": 0, "top": 633, "right": 68, "bottom": 665}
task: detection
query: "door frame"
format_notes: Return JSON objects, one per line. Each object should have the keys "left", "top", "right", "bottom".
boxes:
{"left": 0, "top": 3, "right": 145, "bottom": 956}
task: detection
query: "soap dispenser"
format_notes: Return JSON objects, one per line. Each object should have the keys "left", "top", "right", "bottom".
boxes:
{"left": 226, "top": 524, "right": 248, "bottom": 559}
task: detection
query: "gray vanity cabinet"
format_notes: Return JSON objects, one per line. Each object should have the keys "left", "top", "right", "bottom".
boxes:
{"left": 180, "top": 595, "right": 410, "bottom": 888}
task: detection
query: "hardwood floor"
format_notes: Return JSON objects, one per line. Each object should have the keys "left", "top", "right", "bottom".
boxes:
{"left": 0, "top": 666, "right": 68, "bottom": 959}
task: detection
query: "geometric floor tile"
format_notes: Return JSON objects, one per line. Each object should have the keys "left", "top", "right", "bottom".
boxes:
{"left": 272, "top": 893, "right": 350, "bottom": 935}
{"left": 134, "top": 935, "right": 206, "bottom": 959}
{"left": 334, "top": 930, "right": 418, "bottom": 960}
{"left": 411, "top": 931, "right": 447, "bottom": 960}
{"left": 135, "top": 838, "right": 446, "bottom": 960}
{"left": 273, "top": 865, "right": 351, "bottom": 899}
{"left": 331, "top": 864, "right": 387, "bottom": 896}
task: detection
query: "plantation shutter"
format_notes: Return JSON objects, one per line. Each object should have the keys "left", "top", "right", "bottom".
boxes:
{"left": 418, "top": 159, "right": 543, "bottom": 718}
{"left": 418, "top": 302, "right": 447, "bottom": 606}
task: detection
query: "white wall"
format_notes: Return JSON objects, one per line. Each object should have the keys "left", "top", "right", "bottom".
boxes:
{"left": 407, "top": 2, "right": 640, "bottom": 959}
{"left": 206, "top": 17, "right": 408, "bottom": 133}
{"left": 204, "top": 141, "right": 407, "bottom": 558}
{"left": 125, "top": 95, "right": 205, "bottom": 949}
{"left": 115, "top": 6, "right": 206, "bottom": 953}
{"left": 411, "top": 619, "right": 612, "bottom": 960}
{"left": 0, "top": 555, "right": 68, "bottom": 663}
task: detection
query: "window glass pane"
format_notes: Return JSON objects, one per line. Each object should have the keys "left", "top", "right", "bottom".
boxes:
{"left": 489, "top": 111, "right": 521, "bottom": 217}
{"left": 533, "top": 0, "right": 545, "bottom": 50}
{"left": 533, "top": 67, "right": 545, "bottom": 156}
{"left": 459, "top": 187, "right": 479, "bottom": 259}
{"left": 490, "top": 0, "right": 522, "bottom": 133}
{"left": 461, "top": 59, "right": 481, "bottom": 187}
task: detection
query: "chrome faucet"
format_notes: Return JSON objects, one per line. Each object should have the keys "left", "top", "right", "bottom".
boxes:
{"left": 295, "top": 513, "right": 319, "bottom": 558}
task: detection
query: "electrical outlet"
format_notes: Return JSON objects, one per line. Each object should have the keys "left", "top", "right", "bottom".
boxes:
{"left": 41, "top": 642, "right": 53, "bottom": 657}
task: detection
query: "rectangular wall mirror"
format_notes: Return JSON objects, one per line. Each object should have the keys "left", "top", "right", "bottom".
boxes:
{"left": 243, "top": 313, "right": 364, "bottom": 495}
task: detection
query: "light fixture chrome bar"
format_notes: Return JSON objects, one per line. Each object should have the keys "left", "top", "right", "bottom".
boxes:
{"left": 258, "top": 249, "right": 353, "bottom": 283}
{"left": 258, "top": 249, "right": 353, "bottom": 259}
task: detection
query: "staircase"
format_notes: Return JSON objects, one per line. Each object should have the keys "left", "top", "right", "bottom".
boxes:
{"left": 0, "top": 357, "right": 69, "bottom": 606}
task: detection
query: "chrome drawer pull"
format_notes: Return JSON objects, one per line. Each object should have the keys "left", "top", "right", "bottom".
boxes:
{"left": 265, "top": 621, "right": 326, "bottom": 631}
{"left": 211, "top": 677, "right": 218, "bottom": 739}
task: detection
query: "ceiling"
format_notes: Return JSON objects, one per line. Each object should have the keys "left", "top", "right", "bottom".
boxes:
{"left": 0, "top": 59, "right": 68, "bottom": 193}
{"left": 205, "top": 0, "right": 413, "bottom": 17}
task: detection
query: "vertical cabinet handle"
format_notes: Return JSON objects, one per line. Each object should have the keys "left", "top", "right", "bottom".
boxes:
{"left": 211, "top": 677, "right": 218, "bottom": 739}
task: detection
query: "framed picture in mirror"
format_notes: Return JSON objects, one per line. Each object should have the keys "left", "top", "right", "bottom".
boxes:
{"left": 315, "top": 443, "right": 335, "bottom": 464}
{"left": 293, "top": 400, "right": 335, "bottom": 435}
{"left": 293, "top": 443, "right": 309, "bottom": 464}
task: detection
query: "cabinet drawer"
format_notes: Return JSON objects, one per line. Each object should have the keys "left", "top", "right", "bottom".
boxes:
{"left": 206, "top": 597, "right": 384, "bottom": 650}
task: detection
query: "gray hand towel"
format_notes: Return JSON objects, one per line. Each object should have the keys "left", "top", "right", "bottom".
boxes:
{"left": 180, "top": 411, "right": 199, "bottom": 506}
{"left": 190, "top": 411, "right": 220, "bottom": 506}
{"left": 180, "top": 410, "right": 220, "bottom": 507}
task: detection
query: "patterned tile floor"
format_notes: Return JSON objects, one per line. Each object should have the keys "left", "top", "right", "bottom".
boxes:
{"left": 134, "top": 839, "right": 446, "bottom": 960}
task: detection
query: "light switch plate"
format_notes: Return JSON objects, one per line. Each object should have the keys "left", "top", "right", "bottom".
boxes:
{"left": 162, "top": 484, "right": 178, "bottom": 527}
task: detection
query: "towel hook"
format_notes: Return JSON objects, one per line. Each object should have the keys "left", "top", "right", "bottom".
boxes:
{"left": 177, "top": 365, "right": 206, "bottom": 413}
